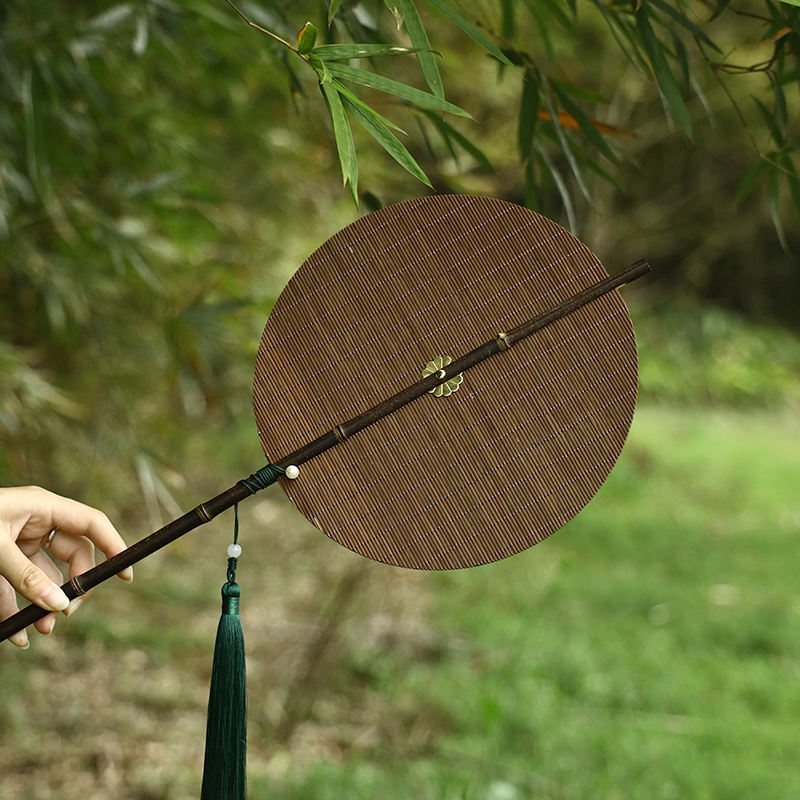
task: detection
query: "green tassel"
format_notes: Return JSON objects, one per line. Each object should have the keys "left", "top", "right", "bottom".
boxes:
{"left": 201, "top": 575, "right": 247, "bottom": 800}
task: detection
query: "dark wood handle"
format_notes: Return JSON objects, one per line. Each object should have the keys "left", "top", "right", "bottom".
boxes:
{"left": 0, "top": 483, "right": 253, "bottom": 643}
{"left": 0, "top": 259, "right": 650, "bottom": 644}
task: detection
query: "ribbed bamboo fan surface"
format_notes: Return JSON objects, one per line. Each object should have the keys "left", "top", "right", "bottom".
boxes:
{"left": 254, "top": 195, "right": 638, "bottom": 569}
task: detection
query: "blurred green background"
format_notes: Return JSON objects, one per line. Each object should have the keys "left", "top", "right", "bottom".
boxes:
{"left": 1, "top": 1, "right": 799, "bottom": 798}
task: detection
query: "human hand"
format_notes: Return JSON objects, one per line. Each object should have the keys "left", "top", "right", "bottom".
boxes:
{"left": 0, "top": 485, "right": 133, "bottom": 649}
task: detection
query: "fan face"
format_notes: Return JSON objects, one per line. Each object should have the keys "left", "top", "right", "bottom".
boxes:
{"left": 254, "top": 195, "right": 638, "bottom": 570}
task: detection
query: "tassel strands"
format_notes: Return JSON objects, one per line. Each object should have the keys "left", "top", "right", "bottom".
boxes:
{"left": 201, "top": 535, "right": 248, "bottom": 799}
{"left": 199, "top": 463, "right": 297, "bottom": 799}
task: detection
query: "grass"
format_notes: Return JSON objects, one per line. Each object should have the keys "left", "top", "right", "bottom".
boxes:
{"left": 1, "top": 301, "right": 800, "bottom": 799}
{"left": 262, "top": 405, "right": 800, "bottom": 800}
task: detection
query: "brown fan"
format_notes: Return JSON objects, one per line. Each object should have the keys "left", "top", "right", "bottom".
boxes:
{"left": 0, "top": 194, "right": 650, "bottom": 635}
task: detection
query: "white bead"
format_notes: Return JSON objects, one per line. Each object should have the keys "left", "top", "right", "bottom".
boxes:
{"left": 285, "top": 465, "right": 300, "bottom": 480}
{"left": 227, "top": 543, "right": 242, "bottom": 558}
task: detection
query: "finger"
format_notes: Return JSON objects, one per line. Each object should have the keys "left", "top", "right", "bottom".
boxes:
{"left": 31, "top": 548, "right": 64, "bottom": 585}
{"left": 0, "top": 576, "right": 28, "bottom": 648}
{"left": 48, "top": 531, "right": 95, "bottom": 614}
{"left": 14, "top": 488, "right": 133, "bottom": 582}
{"left": 30, "top": 551, "right": 63, "bottom": 635}
{"left": 33, "top": 610, "right": 58, "bottom": 636}
{"left": 0, "top": 534, "right": 69, "bottom": 612}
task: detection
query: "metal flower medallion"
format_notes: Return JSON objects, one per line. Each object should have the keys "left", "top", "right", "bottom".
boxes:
{"left": 422, "top": 356, "right": 464, "bottom": 398}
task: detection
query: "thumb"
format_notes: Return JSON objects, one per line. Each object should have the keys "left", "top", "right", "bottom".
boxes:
{"left": 0, "top": 534, "right": 70, "bottom": 612}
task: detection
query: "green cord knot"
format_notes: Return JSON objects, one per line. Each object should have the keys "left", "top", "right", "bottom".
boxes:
{"left": 238, "top": 463, "right": 285, "bottom": 495}
{"left": 232, "top": 463, "right": 284, "bottom": 553}
{"left": 220, "top": 463, "right": 284, "bottom": 619}
{"left": 221, "top": 581, "right": 241, "bottom": 616}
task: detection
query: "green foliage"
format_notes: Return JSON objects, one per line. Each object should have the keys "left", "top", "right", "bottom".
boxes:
{"left": 6, "top": 402, "right": 798, "bottom": 798}
{"left": 0, "top": 0, "right": 337, "bottom": 494}
{"left": 261, "top": 405, "right": 800, "bottom": 800}
{"left": 1, "top": 0, "right": 798, "bottom": 506}
{"left": 209, "top": 0, "right": 800, "bottom": 228}
{"left": 1, "top": 7, "right": 798, "bottom": 798}
{"left": 637, "top": 302, "right": 800, "bottom": 406}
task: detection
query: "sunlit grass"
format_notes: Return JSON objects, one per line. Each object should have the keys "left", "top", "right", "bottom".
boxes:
{"left": 262, "top": 405, "right": 800, "bottom": 800}
{"left": 2, "top": 307, "right": 800, "bottom": 799}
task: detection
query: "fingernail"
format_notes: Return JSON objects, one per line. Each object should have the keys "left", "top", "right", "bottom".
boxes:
{"left": 41, "top": 584, "right": 69, "bottom": 611}
{"left": 65, "top": 598, "right": 84, "bottom": 618}
{"left": 21, "top": 640, "right": 30, "bottom": 650}
{"left": 47, "top": 616, "right": 56, "bottom": 634}
{"left": 10, "top": 631, "right": 29, "bottom": 649}
{"left": 120, "top": 567, "right": 133, "bottom": 582}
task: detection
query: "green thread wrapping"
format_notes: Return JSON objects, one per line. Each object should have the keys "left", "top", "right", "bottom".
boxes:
{"left": 222, "top": 577, "right": 240, "bottom": 615}
{"left": 200, "top": 463, "right": 282, "bottom": 800}
{"left": 239, "top": 463, "right": 286, "bottom": 494}
{"left": 232, "top": 463, "right": 285, "bottom": 552}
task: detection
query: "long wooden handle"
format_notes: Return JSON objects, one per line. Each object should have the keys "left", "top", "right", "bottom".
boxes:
{"left": 0, "top": 260, "right": 650, "bottom": 644}
{"left": 0, "top": 482, "right": 258, "bottom": 642}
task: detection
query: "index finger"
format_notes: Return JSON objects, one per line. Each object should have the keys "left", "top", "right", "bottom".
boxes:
{"left": 21, "top": 488, "right": 133, "bottom": 582}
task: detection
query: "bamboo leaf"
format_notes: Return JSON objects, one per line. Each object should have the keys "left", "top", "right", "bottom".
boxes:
{"left": 711, "top": 0, "right": 733, "bottom": 18}
{"left": 414, "top": 111, "right": 438, "bottom": 157}
{"left": 313, "top": 44, "right": 419, "bottom": 60}
{"left": 552, "top": 81, "right": 617, "bottom": 163}
{"left": 760, "top": 18, "right": 792, "bottom": 41}
{"left": 307, "top": 52, "right": 332, "bottom": 83}
{"left": 296, "top": 22, "right": 317, "bottom": 54}
{"left": 540, "top": 75, "right": 592, "bottom": 205}
{"left": 530, "top": 0, "right": 574, "bottom": 31}
{"left": 588, "top": 0, "right": 634, "bottom": 62}
{"left": 636, "top": 7, "right": 691, "bottom": 136}
{"left": 133, "top": 17, "right": 149, "bottom": 55}
{"left": 384, "top": 0, "right": 403, "bottom": 28}
{"left": 421, "top": 110, "right": 493, "bottom": 169}
{"left": 670, "top": 29, "right": 690, "bottom": 90}
{"left": 88, "top": 4, "right": 134, "bottom": 30}
{"left": 524, "top": 158, "right": 539, "bottom": 211}
{"left": 399, "top": 0, "right": 443, "bottom": 98}
{"left": 771, "top": 71, "right": 788, "bottom": 138}
{"left": 326, "top": 62, "right": 471, "bottom": 116}
{"left": 426, "top": 111, "right": 459, "bottom": 161}
{"left": 537, "top": 109, "right": 634, "bottom": 138}
{"left": 759, "top": 25, "right": 793, "bottom": 45}
{"left": 734, "top": 158, "right": 768, "bottom": 206}
{"left": 583, "top": 155, "right": 623, "bottom": 190}
{"left": 646, "top": 0, "right": 722, "bottom": 52}
{"left": 328, "top": 0, "right": 345, "bottom": 25}
{"left": 691, "top": 75, "right": 716, "bottom": 129}
{"left": 341, "top": 90, "right": 432, "bottom": 186}
{"left": 501, "top": 0, "right": 515, "bottom": 40}
{"left": 780, "top": 155, "right": 800, "bottom": 218}
{"left": 523, "top": 0, "right": 555, "bottom": 62}
{"left": 334, "top": 81, "right": 407, "bottom": 133}
{"left": 536, "top": 141, "right": 577, "bottom": 232}
{"left": 320, "top": 80, "right": 358, "bottom": 200}
{"left": 753, "top": 95, "right": 783, "bottom": 146}
{"left": 776, "top": 0, "right": 800, "bottom": 8}
{"left": 424, "top": 0, "right": 514, "bottom": 67}
{"left": 767, "top": 167, "right": 789, "bottom": 251}
{"left": 550, "top": 78, "right": 606, "bottom": 104}
{"left": 518, "top": 69, "right": 540, "bottom": 160}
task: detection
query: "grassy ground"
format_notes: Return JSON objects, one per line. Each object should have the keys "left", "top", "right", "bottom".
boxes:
{"left": 1, "top": 402, "right": 798, "bottom": 799}
{"left": 266, "top": 405, "right": 800, "bottom": 800}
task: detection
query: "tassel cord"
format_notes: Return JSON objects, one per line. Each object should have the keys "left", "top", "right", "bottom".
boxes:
{"left": 200, "top": 462, "right": 284, "bottom": 800}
